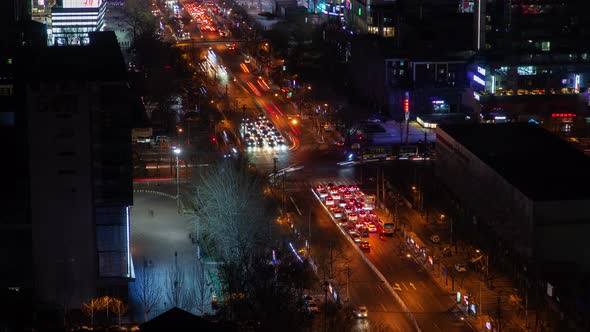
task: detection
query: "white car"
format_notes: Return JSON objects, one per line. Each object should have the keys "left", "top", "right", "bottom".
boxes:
{"left": 325, "top": 196, "right": 335, "bottom": 206}
{"left": 332, "top": 208, "right": 343, "bottom": 219}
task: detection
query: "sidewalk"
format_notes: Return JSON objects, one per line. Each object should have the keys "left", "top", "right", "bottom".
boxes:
{"left": 375, "top": 196, "right": 531, "bottom": 332}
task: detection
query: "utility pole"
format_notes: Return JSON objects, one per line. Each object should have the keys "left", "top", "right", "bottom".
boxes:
{"left": 381, "top": 167, "right": 386, "bottom": 207}
{"left": 272, "top": 156, "right": 278, "bottom": 174}
{"left": 241, "top": 104, "right": 246, "bottom": 137}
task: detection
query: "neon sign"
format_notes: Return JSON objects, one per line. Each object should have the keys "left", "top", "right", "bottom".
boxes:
{"left": 473, "top": 75, "right": 485, "bottom": 86}
{"left": 477, "top": 66, "right": 486, "bottom": 76}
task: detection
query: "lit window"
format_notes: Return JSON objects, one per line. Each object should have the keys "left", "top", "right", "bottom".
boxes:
{"left": 541, "top": 41, "right": 550, "bottom": 51}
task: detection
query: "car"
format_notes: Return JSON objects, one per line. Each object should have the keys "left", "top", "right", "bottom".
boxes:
{"left": 347, "top": 228, "right": 357, "bottom": 236}
{"left": 455, "top": 263, "right": 467, "bottom": 272}
{"left": 258, "top": 113, "right": 265, "bottom": 119}
{"left": 338, "top": 220, "right": 348, "bottom": 227}
{"left": 316, "top": 184, "right": 324, "bottom": 192}
{"left": 343, "top": 191, "right": 353, "bottom": 199}
{"left": 368, "top": 210, "right": 378, "bottom": 220}
{"left": 318, "top": 190, "right": 328, "bottom": 198}
{"left": 338, "top": 185, "right": 347, "bottom": 193}
{"left": 344, "top": 205, "right": 354, "bottom": 214}
{"left": 348, "top": 184, "right": 358, "bottom": 192}
{"left": 332, "top": 208, "right": 343, "bottom": 219}
{"left": 347, "top": 213, "right": 358, "bottom": 221}
{"left": 329, "top": 187, "right": 339, "bottom": 195}
{"left": 325, "top": 196, "right": 335, "bottom": 206}
{"left": 331, "top": 192, "right": 341, "bottom": 200}
{"left": 302, "top": 294, "right": 313, "bottom": 303}
{"left": 360, "top": 229, "right": 369, "bottom": 238}
{"left": 359, "top": 241, "right": 370, "bottom": 251}
{"left": 353, "top": 306, "right": 368, "bottom": 318}
{"left": 335, "top": 139, "right": 344, "bottom": 146}
{"left": 358, "top": 210, "right": 367, "bottom": 219}
{"left": 351, "top": 233, "right": 362, "bottom": 243}
{"left": 367, "top": 223, "right": 377, "bottom": 233}
{"left": 338, "top": 200, "right": 347, "bottom": 208}
{"left": 430, "top": 235, "right": 441, "bottom": 243}
{"left": 267, "top": 141, "right": 276, "bottom": 148}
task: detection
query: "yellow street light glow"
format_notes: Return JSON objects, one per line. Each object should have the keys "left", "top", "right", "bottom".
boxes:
{"left": 291, "top": 119, "right": 298, "bottom": 125}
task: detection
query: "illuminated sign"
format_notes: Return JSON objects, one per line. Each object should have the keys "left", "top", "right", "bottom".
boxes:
{"left": 473, "top": 92, "right": 480, "bottom": 101}
{"left": 62, "top": 0, "right": 102, "bottom": 8}
{"left": 358, "top": 8, "right": 362, "bottom": 16}
{"left": 431, "top": 100, "right": 445, "bottom": 105}
{"left": 403, "top": 98, "right": 409, "bottom": 112}
{"left": 473, "top": 74, "right": 485, "bottom": 86}
{"left": 477, "top": 66, "right": 486, "bottom": 76}
{"left": 551, "top": 113, "right": 576, "bottom": 118}
{"left": 575, "top": 74, "right": 580, "bottom": 93}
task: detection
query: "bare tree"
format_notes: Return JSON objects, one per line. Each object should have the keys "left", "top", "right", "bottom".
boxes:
{"left": 191, "top": 160, "right": 273, "bottom": 265}
{"left": 123, "top": 0, "right": 157, "bottom": 41}
{"left": 166, "top": 254, "right": 186, "bottom": 309}
{"left": 184, "top": 257, "right": 211, "bottom": 315}
{"left": 109, "top": 297, "right": 128, "bottom": 327}
{"left": 132, "top": 259, "right": 162, "bottom": 322}
{"left": 81, "top": 297, "right": 106, "bottom": 328}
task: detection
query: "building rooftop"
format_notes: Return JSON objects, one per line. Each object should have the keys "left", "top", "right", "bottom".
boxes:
{"left": 18, "top": 31, "right": 126, "bottom": 82}
{"left": 438, "top": 123, "right": 590, "bottom": 201}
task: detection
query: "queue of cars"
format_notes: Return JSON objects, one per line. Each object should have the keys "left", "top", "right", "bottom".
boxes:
{"left": 242, "top": 113, "right": 286, "bottom": 149}
{"left": 184, "top": 2, "right": 228, "bottom": 36}
{"left": 315, "top": 183, "right": 381, "bottom": 252}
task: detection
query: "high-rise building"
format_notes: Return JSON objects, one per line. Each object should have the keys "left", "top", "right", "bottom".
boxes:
{"left": 474, "top": 0, "right": 590, "bottom": 52}
{"left": 468, "top": 0, "right": 590, "bottom": 136}
{"left": 2, "top": 31, "right": 134, "bottom": 310}
{"left": 48, "top": 0, "right": 106, "bottom": 46}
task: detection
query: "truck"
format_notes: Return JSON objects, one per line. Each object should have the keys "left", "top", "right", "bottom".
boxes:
{"left": 364, "top": 195, "right": 376, "bottom": 210}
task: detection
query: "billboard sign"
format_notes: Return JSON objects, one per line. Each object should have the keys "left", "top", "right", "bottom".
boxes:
{"left": 62, "top": 0, "right": 102, "bottom": 8}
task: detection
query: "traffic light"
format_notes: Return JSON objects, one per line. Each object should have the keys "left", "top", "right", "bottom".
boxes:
{"left": 212, "top": 136, "right": 217, "bottom": 142}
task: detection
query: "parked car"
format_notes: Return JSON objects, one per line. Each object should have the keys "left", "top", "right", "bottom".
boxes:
{"left": 430, "top": 234, "right": 441, "bottom": 243}
{"left": 455, "top": 263, "right": 467, "bottom": 272}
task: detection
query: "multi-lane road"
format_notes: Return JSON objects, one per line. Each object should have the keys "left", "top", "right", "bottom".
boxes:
{"left": 164, "top": 1, "right": 478, "bottom": 330}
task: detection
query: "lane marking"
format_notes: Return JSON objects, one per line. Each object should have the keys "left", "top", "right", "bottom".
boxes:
{"left": 409, "top": 282, "right": 416, "bottom": 290}
{"left": 402, "top": 282, "right": 409, "bottom": 291}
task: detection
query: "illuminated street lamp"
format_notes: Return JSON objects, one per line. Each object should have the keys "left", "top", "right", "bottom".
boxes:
{"left": 173, "top": 148, "right": 181, "bottom": 209}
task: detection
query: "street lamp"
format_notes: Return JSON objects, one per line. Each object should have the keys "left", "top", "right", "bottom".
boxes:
{"left": 173, "top": 148, "right": 181, "bottom": 209}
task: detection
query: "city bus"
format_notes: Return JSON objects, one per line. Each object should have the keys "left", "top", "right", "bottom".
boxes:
{"left": 378, "top": 219, "right": 395, "bottom": 236}
{"left": 362, "top": 146, "right": 392, "bottom": 160}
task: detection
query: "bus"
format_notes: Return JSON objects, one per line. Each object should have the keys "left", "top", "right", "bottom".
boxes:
{"left": 398, "top": 145, "right": 419, "bottom": 160}
{"left": 362, "top": 146, "right": 392, "bottom": 160}
{"left": 378, "top": 219, "right": 395, "bottom": 236}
